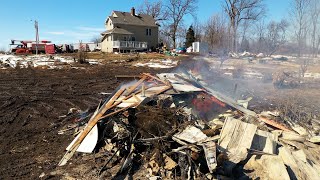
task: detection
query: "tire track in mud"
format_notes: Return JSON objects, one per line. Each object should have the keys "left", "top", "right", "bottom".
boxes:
{"left": 0, "top": 64, "right": 172, "bottom": 179}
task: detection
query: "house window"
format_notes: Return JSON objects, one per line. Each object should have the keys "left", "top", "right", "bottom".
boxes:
{"left": 124, "top": 37, "right": 127, "bottom": 41}
{"left": 146, "top": 28, "right": 151, "bottom": 36}
{"left": 132, "top": 37, "right": 135, "bottom": 41}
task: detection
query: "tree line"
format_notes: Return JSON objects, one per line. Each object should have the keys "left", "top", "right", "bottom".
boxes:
{"left": 138, "top": 0, "right": 320, "bottom": 57}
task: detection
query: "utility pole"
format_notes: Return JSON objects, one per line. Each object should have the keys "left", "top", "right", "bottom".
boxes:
{"left": 34, "top": 20, "right": 39, "bottom": 55}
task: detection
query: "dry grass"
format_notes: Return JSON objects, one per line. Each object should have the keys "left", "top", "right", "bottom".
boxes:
{"left": 60, "top": 52, "right": 190, "bottom": 62}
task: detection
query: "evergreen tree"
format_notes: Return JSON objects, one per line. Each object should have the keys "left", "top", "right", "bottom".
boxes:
{"left": 185, "top": 26, "right": 195, "bottom": 47}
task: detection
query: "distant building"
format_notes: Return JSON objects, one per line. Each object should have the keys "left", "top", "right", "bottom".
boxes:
{"left": 101, "top": 7, "right": 159, "bottom": 53}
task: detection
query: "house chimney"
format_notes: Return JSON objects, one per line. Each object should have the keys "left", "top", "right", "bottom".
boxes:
{"left": 131, "top": 7, "right": 135, "bottom": 16}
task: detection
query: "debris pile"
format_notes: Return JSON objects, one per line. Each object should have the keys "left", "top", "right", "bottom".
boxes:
{"left": 57, "top": 71, "right": 320, "bottom": 179}
{"left": 0, "top": 54, "right": 99, "bottom": 69}
{"left": 134, "top": 59, "right": 178, "bottom": 69}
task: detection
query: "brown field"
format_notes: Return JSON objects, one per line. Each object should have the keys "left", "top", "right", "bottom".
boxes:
{"left": 0, "top": 55, "right": 319, "bottom": 179}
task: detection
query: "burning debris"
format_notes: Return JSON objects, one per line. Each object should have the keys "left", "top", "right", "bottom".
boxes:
{"left": 56, "top": 71, "right": 320, "bottom": 179}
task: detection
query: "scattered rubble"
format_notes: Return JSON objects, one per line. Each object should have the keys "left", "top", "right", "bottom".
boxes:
{"left": 56, "top": 70, "right": 320, "bottom": 179}
{"left": 134, "top": 59, "right": 178, "bottom": 68}
{"left": 0, "top": 54, "right": 99, "bottom": 69}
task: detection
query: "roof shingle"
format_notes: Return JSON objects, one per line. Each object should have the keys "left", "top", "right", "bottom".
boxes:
{"left": 109, "top": 11, "right": 158, "bottom": 27}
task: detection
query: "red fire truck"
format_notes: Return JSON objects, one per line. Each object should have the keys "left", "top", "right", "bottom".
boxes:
{"left": 10, "top": 40, "right": 53, "bottom": 54}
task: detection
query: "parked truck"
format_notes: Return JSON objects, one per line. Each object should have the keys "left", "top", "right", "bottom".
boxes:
{"left": 10, "top": 40, "right": 52, "bottom": 54}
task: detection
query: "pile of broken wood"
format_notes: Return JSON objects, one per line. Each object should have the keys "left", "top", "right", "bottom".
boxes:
{"left": 57, "top": 72, "right": 320, "bottom": 179}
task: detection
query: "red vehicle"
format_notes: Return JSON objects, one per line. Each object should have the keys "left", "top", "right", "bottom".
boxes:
{"left": 45, "top": 44, "right": 55, "bottom": 54}
{"left": 10, "top": 40, "right": 53, "bottom": 54}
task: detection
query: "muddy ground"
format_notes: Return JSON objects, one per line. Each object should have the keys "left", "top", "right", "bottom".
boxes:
{"left": 0, "top": 63, "right": 175, "bottom": 179}
{"left": 1, "top": 57, "right": 319, "bottom": 179}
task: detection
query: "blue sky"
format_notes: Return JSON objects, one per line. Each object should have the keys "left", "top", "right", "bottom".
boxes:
{"left": 0, "top": 0, "right": 291, "bottom": 49}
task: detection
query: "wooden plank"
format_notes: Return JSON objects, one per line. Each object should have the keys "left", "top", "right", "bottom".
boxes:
{"left": 173, "top": 125, "right": 208, "bottom": 144}
{"left": 172, "top": 84, "right": 203, "bottom": 92}
{"left": 251, "top": 130, "right": 276, "bottom": 154}
{"left": 219, "top": 117, "right": 257, "bottom": 164}
{"left": 244, "top": 155, "right": 290, "bottom": 180}
{"left": 202, "top": 141, "right": 217, "bottom": 173}
{"left": 143, "top": 73, "right": 169, "bottom": 85}
{"left": 58, "top": 87, "right": 125, "bottom": 166}
{"left": 259, "top": 115, "right": 291, "bottom": 131}
{"left": 99, "top": 103, "right": 138, "bottom": 120}
{"left": 66, "top": 124, "right": 98, "bottom": 153}
{"left": 124, "top": 75, "right": 147, "bottom": 96}
{"left": 279, "top": 147, "right": 320, "bottom": 179}
{"left": 219, "top": 118, "right": 240, "bottom": 148}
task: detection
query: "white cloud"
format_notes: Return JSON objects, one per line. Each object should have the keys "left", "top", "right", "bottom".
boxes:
{"left": 77, "top": 26, "right": 105, "bottom": 32}
{"left": 46, "top": 31, "right": 65, "bottom": 35}
{"left": 42, "top": 26, "right": 104, "bottom": 44}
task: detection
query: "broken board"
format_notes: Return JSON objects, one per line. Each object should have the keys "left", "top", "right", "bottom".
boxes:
{"left": 157, "top": 73, "right": 203, "bottom": 92}
{"left": 244, "top": 155, "right": 290, "bottom": 180}
{"left": 66, "top": 124, "right": 98, "bottom": 153}
{"left": 202, "top": 141, "right": 217, "bottom": 173}
{"left": 173, "top": 125, "right": 208, "bottom": 144}
{"left": 219, "top": 117, "right": 257, "bottom": 164}
{"left": 251, "top": 130, "right": 276, "bottom": 154}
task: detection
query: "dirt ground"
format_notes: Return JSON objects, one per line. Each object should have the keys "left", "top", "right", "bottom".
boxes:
{"left": 0, "top": 63, "right": 175, "bottom": 179}
{"left": 1, "top": 55, "right": 320, "bottom": 179}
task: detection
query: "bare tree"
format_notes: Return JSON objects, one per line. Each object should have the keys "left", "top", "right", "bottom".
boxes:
{"left": 239, "top": 20, "right": 251, "bottom": 52}
{"left": 192, "top": 17, "right": 204, "bottom": 42}
{"left": 252, "top": 20, "right": 266, "bottom": 53}
{"left": 137, "top": 0, "right": 168, "bottom": 21}
{"left": 91, "top": 36, "right": 101, "bottom": 44}
{"left": 0, "top": 47, "right": 6, "bottom": 54}
{"left": 299, "top": 58, "right": 310, "bottom": 77}
{"left": 222, "top": 0, "right": 266, "bottom": 52}
{"left": 309, "top": 0, "right": 320, "bottom": 57}
{"left": 264, "top": 20, "right": 289, "bottom": 56}
{"left": 164, "top": 0, "right": 198, "bottom": 48}
{"left": 317, "top": 35, "right": 320, "bottom": 56}
{"left": 203, "top": 13, "right": 229, "bottom": 51}
{"left": 290, "top": 0, "right": 311, "bottom": 57}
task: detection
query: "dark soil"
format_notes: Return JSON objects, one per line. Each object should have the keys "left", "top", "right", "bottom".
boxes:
{"left": 1, "top": 57, "right": 319, "bottom": 179}
{"left": 0, "top": 64, "right": 173, "bottom": 179}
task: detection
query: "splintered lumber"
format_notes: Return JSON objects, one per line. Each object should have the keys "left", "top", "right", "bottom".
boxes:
{"left": 59, "top": 75, "right": 172, "bottom": 166}
{"left": 66, "top": 124, "right": 98, "bottom": 153}
{"left": 219, "top": 117, "right": 257, "bottom": 164}
{"left": 143, "top": 73, "right": 169, "bottom": 85}
{"left": 157, "top": 73, "right": 203, "bottom": 92}
{"left": 279, "top": 147, "right": 320, "bottom": 179}
{"left": 202, "top": 141, "right": 217, "bottom": 173}
{"left": 251, "top": 130, "right": 276, "bottom": 154}
{"left": 124, "top": 75, "right": 147, "bottom": 96}
{"left": 281, "top": 131, "right": 306, "bottom": 142}
{"left": 58, "top": 87, "right": 125, "bottom": 166}
{"left": 173, "top": 125, "right": 208, "bottom": 144}
{"left": 259, "top": 115, "right": 291, "bottom": 131}
{"left": 99, "top": 103, "right": 138, "bottom": 120}
{"left": 163, "top": 154, "right": 177, "bottom": 170}
{"left": 116, "top": 85, "right": 172, "bottom": 108}
{"left": 309, "top": 136, "right": 320, "bottom": 143}
{"left": 244, "top": 155, "right": 290, "bottom": 180}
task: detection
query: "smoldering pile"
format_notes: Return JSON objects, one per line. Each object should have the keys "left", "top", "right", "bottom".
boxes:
{"left": 56, "top": 72, "right": 320, "bottom": 179}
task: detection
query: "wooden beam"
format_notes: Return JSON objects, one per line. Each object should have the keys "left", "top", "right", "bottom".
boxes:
{"left": 58, "top": 87, "right": 125, "bottom": 166}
